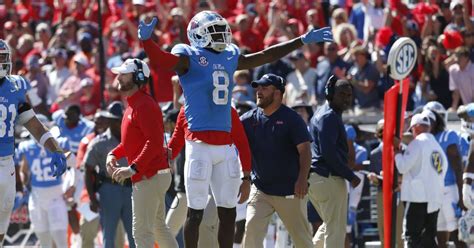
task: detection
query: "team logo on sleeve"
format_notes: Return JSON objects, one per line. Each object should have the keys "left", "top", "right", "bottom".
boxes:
{"left": 431, "top": 151, "right": 443, "bottom": 174}
{"left": 198, "top": 56, "right": 208, "bottom": 66}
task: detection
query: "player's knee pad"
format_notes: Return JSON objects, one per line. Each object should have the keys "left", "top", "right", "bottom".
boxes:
{"left": 217, "top": 207, "right": 236, "bottom": 223}
{"left": 187, "top": 208, "right": 204, "bottom": 224}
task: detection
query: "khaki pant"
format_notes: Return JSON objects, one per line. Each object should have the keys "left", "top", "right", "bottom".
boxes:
{"left": 243, "top": 185, "right": 313, "bottom": 248}
{"left": 376, "top": 191, "right": 404, "bottom": 247}
{"left": 165, "top": 192, "right": 219, "bottom": 248}
{"left": 132, "top": 172, "right": 178, "bottom": 248}
{"left": 308, "top": 173, "right": 347, "bottom": 248}
{"left": 80, "top": 216, "right": 124, "bottom": 248}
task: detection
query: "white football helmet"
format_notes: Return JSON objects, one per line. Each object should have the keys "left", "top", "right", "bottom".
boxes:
{"left": 459, "top": 103, "right": 474, "bottom": 134}
{"left": 187, "top": 11, "right": 232, "bottom": 52}
{"left": 423, "top": 101, "right": 446, "bottom": 114}
{"left": 0, "top": 39, "right": 12, "bottom": 79}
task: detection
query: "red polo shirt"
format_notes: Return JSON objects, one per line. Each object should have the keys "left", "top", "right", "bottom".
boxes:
{"left": 111, "top": 90, "right": 168, "bottom": 183}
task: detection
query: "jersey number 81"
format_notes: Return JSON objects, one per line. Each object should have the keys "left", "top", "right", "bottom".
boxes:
{"left": 212, "top": 71, "right": 230, "bottom": 105}
{"left": 0, "top": 104, "right": 17, "bottom": 138}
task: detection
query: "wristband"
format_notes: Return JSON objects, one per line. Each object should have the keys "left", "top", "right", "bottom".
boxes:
{"left": 241, "top": 175, "right": 251, "bottom": 181}
{"left": 463, "top": 172, "right": 474, "bottom": 180}
{"left": 130, "top": 163, "right": 138, "bottom": 173}
{"left": 39, "top": 131, "right": 53, "bottom": 147}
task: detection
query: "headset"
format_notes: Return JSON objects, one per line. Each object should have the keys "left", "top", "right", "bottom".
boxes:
{"left": 325, "top": 75, "right": 338, "bottom": 100}
{"left": 133, "top": 59, "right": 147, "bottom": 86}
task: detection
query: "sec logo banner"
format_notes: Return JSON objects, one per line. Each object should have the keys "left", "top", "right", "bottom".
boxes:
{"left": 387, "top": 37, "right": 418, "bottom": 80}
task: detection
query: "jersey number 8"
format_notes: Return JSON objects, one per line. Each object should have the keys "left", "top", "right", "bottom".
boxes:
{"left": 0, "top": 104, "right": 17, "bottom": 138}
{"left": 212, "top": 71, "right": 230, "bottom": 105}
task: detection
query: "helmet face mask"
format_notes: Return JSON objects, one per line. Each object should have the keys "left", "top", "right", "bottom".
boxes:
{"left": 187, "top": 11, "right": 232, "bottom": 52}
{"left": 462, "top": 119, "right": 474, "bottom": 135}
{"left": 0, "top": 40, "right": 11, "bottom": 79}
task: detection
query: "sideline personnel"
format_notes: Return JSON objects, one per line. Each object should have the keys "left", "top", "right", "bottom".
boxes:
{"left": 84, "top": 101, "right": 135, "bottom": 248}
{"left": 240, "top": 73, "right": 313, "bottom": 248}
{"left": 308, "top": 76, "right": 361, "bottom": 248}
{"left": 106, "top": 59, "right": 177, "bottom": 248}
{"left": 393, "top": 113, "right": 447, "bottom": 247}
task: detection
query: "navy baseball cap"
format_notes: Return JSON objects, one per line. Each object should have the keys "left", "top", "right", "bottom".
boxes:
{"left": 251, "top": 73, "right": 286, "bottom": 93}
{"left": 104, "top": 101, "right": 124, "bottom": 119}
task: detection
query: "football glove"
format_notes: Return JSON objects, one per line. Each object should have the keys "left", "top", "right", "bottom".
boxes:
{"left": 301, "top": 26, "right": 334, "bottom": 44}
{"left": 50, "top": 151, "right": 67, "bottom": 177}
{"left": 138, "top": 17, "right": 158, "bottom": 41}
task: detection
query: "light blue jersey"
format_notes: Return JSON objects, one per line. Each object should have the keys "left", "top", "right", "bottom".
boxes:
{"left": 0, "top": 76, "right": 29, "bottom": 156}
{"left": 55, "top": 116, "right": 94, "bottom": 153}
{"left": 17, "top": 137, "right": 69, "bottom": 187}
{"left": 355, "top": 143, "right": 368, "bottom": 165}
{"left": 459, "top": 132, "right": 470, "bottom": 168}
{"left": 171, "top": 43, "right": 240, "bottom": 132}
{"left": 435, "top": 130, "right": 460, "bottom": 186}
{"left": 345, "top": 124, "right": 356, "bottom": 140}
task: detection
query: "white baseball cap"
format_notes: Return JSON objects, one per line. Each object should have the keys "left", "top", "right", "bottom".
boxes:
{"left": 73, "top": 54, "right": 90, "bottom": 67}
{"left": 409, "top": 113, "right": 431, "bottom": 130}
{"left": 450, "top": 0, "right": 463, "bottom": 10}
{"left": 111, "top": 58, "right": 150, "bottom": 77}
{"left": 132, "top": 0, "right": 145, "bottom": 5}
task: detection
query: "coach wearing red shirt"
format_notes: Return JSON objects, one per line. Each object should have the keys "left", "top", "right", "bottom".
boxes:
{"left": 106, "top": 59, "right": 178, "bottom": 248}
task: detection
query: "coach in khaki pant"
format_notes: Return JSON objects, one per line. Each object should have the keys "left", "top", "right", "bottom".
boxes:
{"left": 308, "top": 77, "right": 361, "bottom": 248}
{"left": 240, "top": 74, "right": 313, "bottom": 248}
{"left": 106, "top": 59, "right": 177, "bottom": 248}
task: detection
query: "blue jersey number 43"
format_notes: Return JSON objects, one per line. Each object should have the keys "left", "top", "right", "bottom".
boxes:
{"left": 0, "top": 104, "right": 17, "bottom": 138}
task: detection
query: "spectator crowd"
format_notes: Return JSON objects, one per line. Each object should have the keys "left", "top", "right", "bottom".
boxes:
{"left": 1, "top": 0, "right": 474, "bottom": 247}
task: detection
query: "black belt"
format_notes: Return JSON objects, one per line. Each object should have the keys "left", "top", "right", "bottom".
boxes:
{"left": 101, "top": 177, "right": 132, "bottom": 187}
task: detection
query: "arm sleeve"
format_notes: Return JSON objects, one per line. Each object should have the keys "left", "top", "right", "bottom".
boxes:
{"left": 394, "top": 140, "right": 421, "bottom": 174}
{"left": 290, "top": 113, "right": 313, "bottom": 146}
{"left": 345, "top": 124, "right": 357, "bottom": 140}
{"left": 449, "top": 67, "right": 457, "bottom": 91}
{"left": 110, "top": 143, "right": 126, "bottom": 159}
{"left": 168, "top": 108, "right": 186, "bottom": 160}
{"left": 142, "top": 39, "right": 180, "bottom": 70}
{"left": 355, "top": 146, "right": 368, "bottom": 164}
{"left": 83, "top": 140, "right": 100, "bottom": 169}
{"left": 230, "top": 108, "right": 252, "bottom": 172}
{"left": 132, "top": 101, "right": 165, "bottom": 169}
{"left": 317, "top": 115, "right": 356, "bottom": 181}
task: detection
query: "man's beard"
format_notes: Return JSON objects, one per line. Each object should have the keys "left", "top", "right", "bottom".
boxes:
{"left": 257, "top": 97, "right": 273, "bottom": 109}
{"left": 118, "top": 81, "right": 135, "bottom": 92}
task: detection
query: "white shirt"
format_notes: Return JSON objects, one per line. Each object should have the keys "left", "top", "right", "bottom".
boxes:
{"left": 47, "top": 67, "right": 71, "bottom": 104}
{"left": 285, "top": 68, "right": 317, "bottom": 106}
{"left": 364, "top": 5, "right": 385, "bottom": 41}
{"left": 395, "top": 133, "right": 447, "bottom": 213}
{"left": 449, "top": 61, "right": 474, "bottom": 105}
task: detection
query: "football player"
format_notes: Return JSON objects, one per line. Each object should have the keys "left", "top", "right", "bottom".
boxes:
{"left": 424, "top": 101, "right": 465, "bottom": 248}
{"left": 459, "top": 103, "right": 474, "bottom": 210}
{"left": 139, "top": 11, "right": 332, "bottom": 248}
{"left": 17, "top": 117, "right": 72, "bottom": 248}
{"left": 0, "top": 39, "right": 67, "bottom": 246}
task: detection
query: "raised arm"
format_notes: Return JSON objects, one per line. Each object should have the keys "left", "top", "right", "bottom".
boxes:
{"left": 139, "top": 17, "right": 188, "bottom": 74}
{"left": 237, "top": 27, "right": 333, "bottom": 70}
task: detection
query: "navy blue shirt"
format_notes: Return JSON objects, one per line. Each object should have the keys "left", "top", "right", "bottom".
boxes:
{"left": 310, "top": 104, "right": 356, "bottom": 181}
{"left": 240, "top": 105, "right": 312, "bottom": 196}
